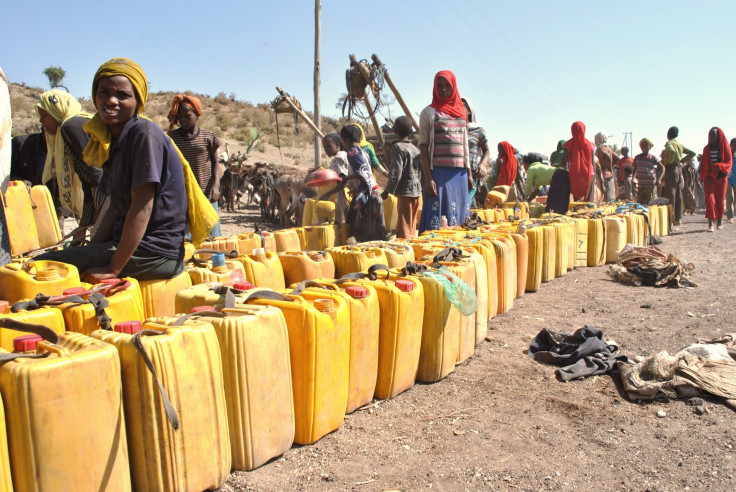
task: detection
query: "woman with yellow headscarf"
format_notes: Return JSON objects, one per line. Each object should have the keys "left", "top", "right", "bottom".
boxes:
{"left": 36, "top": 89, "right": 103, "bottom": 229}
{"left": 38, "top": 58, "right": 217, "bottom": 282}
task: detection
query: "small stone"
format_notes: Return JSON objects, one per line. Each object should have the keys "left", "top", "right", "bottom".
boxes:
{"left": 453, "top": 430, "right": 466, "bottom": 436}
{"left": 687, "top": 312, "right": 696, "bottom": 317}
{"left": 656, "top": 410, "right": 667, "bottom": 418}
{"left": 640, "top": 303, "right": 653, "bottom": 309}
{"left": 581, "top": 307, "right": 587, "bottom": 313}
{"left": 685, "top": 397, "right": 704, "bottom": 407}
{"left": 695, "top": 405, "right": 707, "bottom": 415}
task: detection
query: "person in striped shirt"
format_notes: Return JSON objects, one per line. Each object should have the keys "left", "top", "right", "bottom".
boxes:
{"left": 168, "top": 95, "right": 223, "bottom": 236}
{"left": 633, "top": 138, "right": 662, "bottom": 205}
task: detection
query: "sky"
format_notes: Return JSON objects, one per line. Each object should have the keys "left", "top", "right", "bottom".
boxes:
{"left": 2, "top": 0, "right": 735, "bottom": 159}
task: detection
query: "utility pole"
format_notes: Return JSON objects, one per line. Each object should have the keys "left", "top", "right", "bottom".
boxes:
{"left": 314, "top": 0, "right": 321, "bottom": 168}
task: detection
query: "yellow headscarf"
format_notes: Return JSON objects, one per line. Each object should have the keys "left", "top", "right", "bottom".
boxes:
{"left": 351, "top": 122, "right": 375, "bottom": 152}
{"left": 36, "top": 89, "right": 93, "bottom": 219}
{"left": 639, "top": 138, "right": 654, "bottom": 149}
{"left": 82, "top": 58, "right": 217, "bottom": 247}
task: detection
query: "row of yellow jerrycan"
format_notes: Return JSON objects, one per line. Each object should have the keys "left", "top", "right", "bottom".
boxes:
{"left": 1, "top": 181, "right": 62, "bottom": 257}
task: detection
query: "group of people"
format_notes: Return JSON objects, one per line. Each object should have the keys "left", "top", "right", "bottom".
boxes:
{"left": 2, "top": 61, "right": 734, "bottom": 282}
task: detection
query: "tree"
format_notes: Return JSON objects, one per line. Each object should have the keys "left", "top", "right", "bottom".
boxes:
{"left": 43, "top": 66, "right": 68, "bottom": 92}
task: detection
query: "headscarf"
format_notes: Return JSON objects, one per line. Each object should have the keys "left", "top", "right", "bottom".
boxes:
{"left": 639, "top": 138, "right": 653, "bottom": 149}
{"left": 497, "top": 141, "right": 517, "bottom": 187}
{"left": 564, "top": 121, "right": 594, "bottom": 200}
{"left": 83, "top": 57, "right": 148, "bottom": 168}
{"left": 430, "top": 70, "right": 466, "bottom": 120}
{"left": 36, "top": 89, "right": 93, "bottom": 218}
{"left": 167, "top": 94, "right": 203, "bottom": 134}
{"left": 594, "top": 132, "right": 607, "bottom": 147}
{"left": 700, "top": 127, "right": 733, "bottom": 180}
{"left": 550, "top": 139, "right": 567, "bottom": 166}
{"left": 350, "top": 123, "right": 374, "bottom": 152}
{"left": 461, "top": 97, "right": 478, "bottom": 126}
{"left": 83, "top": 58, "right": 217, "bottom": 246}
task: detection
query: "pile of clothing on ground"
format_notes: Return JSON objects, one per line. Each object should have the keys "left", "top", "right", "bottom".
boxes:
{"left": 529, "top": 327, "right": 736, "bottom": 411}
{"left": 607, "top": 244, "right": 696, "bottom": 288}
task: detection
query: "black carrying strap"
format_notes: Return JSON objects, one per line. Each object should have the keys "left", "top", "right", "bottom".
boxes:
{"left": 132, "top": 330, "right": 180, "bottom": 430}
{"left": 11, "top": 291, "right": 111, "bottom": 331}
{"left": 0, "top": 318, "right": 61, "bottom": 362}
{"left": 171, "top": 310, "right": 228, "bottom": 326}
{"left": 243, "top": 290, "right": 293, "bottom": 304}
{"left": 189, "top": 248, "right": 239, "bottom": 268}
{"left": 290, "top": 280, "right": 333, "bottom": 296}
{"left": 432, "top": 247, "right": 464, "bottom": 267}
{"left": 335, "top": 264, "right": 390, "bottom": 283}
{"left": 401, "top": 261, "right": 428, "bottom": 276}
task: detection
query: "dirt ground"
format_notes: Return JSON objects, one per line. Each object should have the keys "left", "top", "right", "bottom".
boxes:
{"left": 215, "top": 206, "right": 736, "bottom": 492}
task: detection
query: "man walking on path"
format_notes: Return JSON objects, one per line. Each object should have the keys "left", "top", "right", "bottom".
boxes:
{"left": 662, "top": 126, "right": 695, "bottom": 226}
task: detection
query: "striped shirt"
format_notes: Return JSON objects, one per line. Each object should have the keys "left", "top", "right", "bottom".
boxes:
{"left": 633, "top": 153, "right": 659, "bottom": 187}
{"left": 432, "top": 110, "right": 466, "bottom": 168}
{"left": 170, "top": 127, "right": 222, "bottom": 196}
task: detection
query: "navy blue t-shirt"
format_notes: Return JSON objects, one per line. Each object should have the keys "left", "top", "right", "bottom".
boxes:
{"left": 101, "top": 117, "right": 186, "bottom": 260}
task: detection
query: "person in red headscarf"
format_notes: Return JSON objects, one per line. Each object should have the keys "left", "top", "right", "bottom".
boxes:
{"left": 168, "top": 94, "right": 223, "bottom": 236}
{"left": 417, "top": 70, "right": 472, "bottom": 232}
{"left": 496, "top": 141, "right": 518, "bottom": 187}
{"left": 700, "top": 126, "right": 733, "bottom": 231}
{"left": 562, "top": 121, "right": 596, "bottom": 201}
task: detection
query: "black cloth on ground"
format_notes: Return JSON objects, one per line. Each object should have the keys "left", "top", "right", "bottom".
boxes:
{"left": 528, "top": 325, "right": 628, "bottom": 381}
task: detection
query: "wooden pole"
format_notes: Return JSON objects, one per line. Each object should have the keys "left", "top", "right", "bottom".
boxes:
{"left": 275, "top": 87, "right": 324, "bottom": 139}
{"left": 313, "top": 0, "right": 321, "bottom": 168}
{"left": 371, "top": 54, "right": 419, "bottom": 132}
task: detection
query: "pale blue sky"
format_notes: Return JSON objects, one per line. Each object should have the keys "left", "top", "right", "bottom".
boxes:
{"left": 2, "top": 0, "right": 734, "bottom": 157}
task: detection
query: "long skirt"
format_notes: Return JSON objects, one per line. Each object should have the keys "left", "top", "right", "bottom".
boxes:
{"left": 419, "top": 167, "right": 470, "bottom": 233}
{"left": 704, "top": 176, "right": 727, "bottom": 221}
{"left": 546, "top": 168, "right": 570, "bottom": 215}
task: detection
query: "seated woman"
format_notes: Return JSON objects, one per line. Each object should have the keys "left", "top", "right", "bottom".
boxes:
{"left": 37, "top": 89, "right": 104, "bottom": 233}
{"left": 38, "top": 58, "right": 188, "bottom": 281}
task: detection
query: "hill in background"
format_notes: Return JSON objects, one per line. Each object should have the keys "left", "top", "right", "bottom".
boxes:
{"left": 8, "top": 82, "right": 352, "bottom": 169}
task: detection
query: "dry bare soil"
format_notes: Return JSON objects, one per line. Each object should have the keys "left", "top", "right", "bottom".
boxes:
{"left": 218, "top": 210, "right": 736, "bottom": 492}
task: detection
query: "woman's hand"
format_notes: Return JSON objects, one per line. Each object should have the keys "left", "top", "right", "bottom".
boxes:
{"left": 81, "top": 266, "right": 119, "bottom": 283}
{"left": 426, "top": 178, "right": 438, "bottom": 197}
{"left": 467, "top": 173, "right": 475, "bottom": 191}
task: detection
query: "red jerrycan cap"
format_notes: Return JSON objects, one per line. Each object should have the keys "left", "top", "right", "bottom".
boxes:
{"left": 14, "top": 334, "right": 43, "bottom": 352}
{"left": 232, "top": 281, "right": 255, "bottom": 291}
{"left": 345, "top": 285, "right": 368, "bottom": 299}
{"left": 190, "top": 306, "right": 217, "bottom": 313}
{"left": 0, "top": 300, "right": 9, "bottom": 314}
{"left": 394, "top": 279, "right": 415, "bottom": 292}
{"left": 114, "top": 320, "right": 142, "bottom": 334}
{"left": 100, "top": 278, "right": 121, "bottom": 285}
{"left": 63, "top": 286, "right": 87, "bottom": 295}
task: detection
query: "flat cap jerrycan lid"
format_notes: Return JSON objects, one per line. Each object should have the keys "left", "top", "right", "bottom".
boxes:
{"left": 99, "top": 278, "right": 122, "bottom": 285}
{"left": 114, "top": 320, "right": 142, "bottom": 335}
{"left": 13, "top": 334, "right": 43, "bottom": 352}
{"left": 345, "top": 285, "right": 368, "bottom": 299}
{"left": 394, "top": 279, "right": 415, "bottom": 292}
{"left": 232, "top": 281, "right": 256, "bottom": 291}
{"left": 211, "top": 253, "right": 226, "bottom": 268}
{"left": 190, "top": 305, "right": 217, "bottom": 313}
{"left": 63, "top": 286, "right": 87, "bottom": 295}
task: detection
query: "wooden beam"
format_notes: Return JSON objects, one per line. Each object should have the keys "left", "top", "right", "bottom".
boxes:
{"left": 371, "top": 54, "right": 419, "bottom": 132}
{"left": 275, "top": 87, "right": 324, "bottom": 139}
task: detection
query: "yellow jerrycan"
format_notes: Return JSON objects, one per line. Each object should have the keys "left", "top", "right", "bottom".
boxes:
{"left": 278, "top": 251, "right": 335, "bottom": 286}
{"left": 648, "top": 204, "right": 661, "bottom": 237}
{"left": 464, "top": 236, "right": 499, "bottom": 324}
{"left": 0, "top": 382, "right": 10, "bottom": 492}
{"left": 396, "top": 264, "right": 460, "bottom": 383}
{"left": 538, "top": 224, "right": 557, "bottom": 282}
{"left": 311, "top": 199, "right": 336, "bottom": 224}
{"left": 162, "top": 307, "right": 294, "bottom": 472}
{"left": 356, "top": 241, "right": 415, "bottom": 268}
{"left": 236, "top": 231, "right": 262, "bottom": 254}
{"left": 138, "top": 269, "right": 193, "bottom": 318}
{"left": 186, "top": 250, "right": 246, "bottom": 285}
{"left": 301, "top": 197, "right": 316, "bottom": 226}
{"left": 605, "top": 216, "right": 627, "bottom": 263}
{"left": 200, "top": 235, "right": 240, "bottom": 258}
{"left": 508, "top": 231, "right": 529, "bottom": 298}
{"left": 3, "top": 180, "right": 40, "bottom": 256}
{"left": 0, "top": 321, "right": 131, "bottom": 491}
{"left": 183, "top": 241, "right": 196, "bottom": 262}
{"left": 291, "top": 280, "right": 379, "bottom": 414}
{"left": 258, "top": 230, "right": 278, "bottom": 252}
{"left": 587, "top": 217, "right": 607, "bottom": 267}
{"left": 53, "top": 278, "right": 145, "bottom": 335}
{"left": 569, "top": 216, "right": 588, "bottom": 267}
{"left": 349, "top": 267, "right": 424, "bottom": 399}
{"left": 327, "top": 245, "right": 389, "bottom": 278}
{"left": 333, "top": 223, "right": 351, "bottom": 247}
{"left": 478, "top": 234, "right": 516, "bottom": 315}
{"left": 503, "top": 201, "right": 530, "bottom": 220}
{"left": 274, "top": 228, "right": 302, "bottom": 252}
{"left": 239, "top": 248, "right": 286, "bottom": 290}
{"left": 245, "top": 289, "right": 349, "bottom": 445}
{"left": 92, "top": 316, "right": 231, "bottom": 491}
{"left": 30, "top": 185, "right": 62, "bottom": 249}
{"left": 660, "top": 204, "right": 670, "bottom": 236}
{"left": 174, "top": 281, "right": 264, "bottom": 314}
{"left": 549, "top": 222, "right": 570, "bottom": 277}
{"left": 0, "top": 259, "right": 81, "bottom": 305}
{"left": 383, "top": 193, "right": 399, "bottom": 233}
{"left": 430, "top": 259, "right": 476, "bottom": 365}
{"left": 0, "top": 303, "right": 65, "bottom": 352}
{"left": 303, "top": 225, "right": 336, "bottom": 250}
{"left": 525, "top": 224, "right": 545, "bottom": 291}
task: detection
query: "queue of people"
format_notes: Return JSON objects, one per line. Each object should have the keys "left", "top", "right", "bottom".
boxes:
{"left": 6, "top": 62, "right": 734, "bottom": 282}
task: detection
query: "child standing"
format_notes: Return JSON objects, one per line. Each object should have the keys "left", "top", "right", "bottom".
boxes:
{"left": 321, "top": 133, "right": 351, "bottom": 226}
{"left": 633, "top": 138, "right": 662, "bottom": 205}
{"left": 168, "top": 95, "right": 223, "bottom": 236}
{"left": 381, "top": 116, "right": 421, "bottom": 238}
{"left": 341, "top": 125, "right": 385, "bottom": 242}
